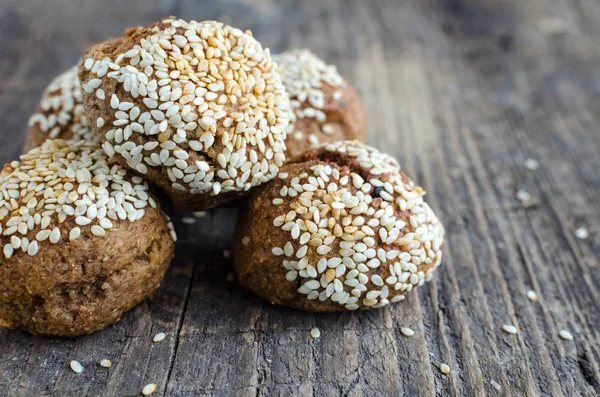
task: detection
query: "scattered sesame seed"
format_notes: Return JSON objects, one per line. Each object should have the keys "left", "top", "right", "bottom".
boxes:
{"left": 516, "top": 190, "right": 531, "bottom": 204}
{"left": 310, "top": 327, "right": 321, "bottom": 339}
{"left": 440, "top": 364, "right": 450, "bottom": 374}
{"left": 401, "top": 327, "right": 415, "bottom": 337}
{"left": 524, "top": 158, "right": 539, "bottom": 170}
{"left": 223, "top": 249, "right": 231, "bottom": 258}
{"left": 153, "top": 332, "right": 166, "bottom": 343}
{"left": 501, "top": 324, "right": 518, "bottom": 335}
{"left": 575, "top": 227, "right": 589, "bottom": 240}
{"left": 142, "top": 383, "right": 157, "bottom": 396}
{"left": 526, "top": 290, "right": 538, "bottom": 302}
{"left": 490, "top": 380, "right": 502, "bottom": 391}
{"left": 100, "top": 359, "right": 112, "bottom": 368}
{"left": 193, "top": 211, "right": 207, "bottom": 218}
{"left": 70, "top": 360, "right": 84, "bottom": 374}
{"left": 242, "top": 236, "right": 250, "bottom": 246}
{"left": 181, "top": 217, "right": 196, "bottom": 224}
{"left": 559, "top": 329, "right": 573, "bottom": 341}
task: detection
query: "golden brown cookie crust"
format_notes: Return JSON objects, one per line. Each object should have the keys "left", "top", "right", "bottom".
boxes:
{"left": 234, "top": 141, "right": 444, "bottom": 312}
{"left": 79, "top": 18, "right": 290, "bottom": 211}
{"left": 0, "top": 208, "right": 174, "bottom": 335}
{"left": 0, "top": 140, "right": 176, "bottom": 335}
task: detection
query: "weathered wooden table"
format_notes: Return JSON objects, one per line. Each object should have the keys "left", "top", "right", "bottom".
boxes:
{"left": 1, "top": 0, "right": 599, "bottom": 396}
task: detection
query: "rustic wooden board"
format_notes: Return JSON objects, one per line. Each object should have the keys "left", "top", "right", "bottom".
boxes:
{"left": 1, "top": 0, "right": 599, "bottom": 395}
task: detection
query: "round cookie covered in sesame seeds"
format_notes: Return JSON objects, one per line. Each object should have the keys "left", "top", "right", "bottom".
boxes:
{"left": 0, "top": 140, "right": 176, "bottom": 336}
{"left": 79, "top": 17, "right": 290, "bottom": 210}
{"left": 273, "top": 49, "right": 366, "bottom": 159}
{"left": 234, "top": 141, "right": 444, "bottom": 311}
{"left": 25, "top": 66, "right": 95, "bottom": 152}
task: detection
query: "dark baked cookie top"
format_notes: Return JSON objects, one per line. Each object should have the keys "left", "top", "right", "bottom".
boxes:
{"left": 239, "top": 141, "right": 445, "bottom": 310}
{"left": 79, "top": 17, "right": 290, "bottom": 199}
{"left": 273, "top": 49, "right": 363, "bottom": 152}
{"left": 0, "top": 139, "right": 176, "bottom": 260}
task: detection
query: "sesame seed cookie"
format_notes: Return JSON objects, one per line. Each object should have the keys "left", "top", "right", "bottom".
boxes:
{"left": 25, "top": 66, "right": 96, "bottom": 152}
{"left": 273, "top": 49, "right": 366, "bottom": 159}
{"left": 0, "top": 140, "right": 176, "bottom": 336}
{"left": 79, "top": 17, "right": 290, "bottom": 210}
{"left": 234, "top": 141, "right": 444, "bottom": 311}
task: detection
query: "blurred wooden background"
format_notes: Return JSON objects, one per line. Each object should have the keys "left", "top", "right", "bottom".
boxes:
{"left": 1, "top": 0, "right": 600, "bottom": 396}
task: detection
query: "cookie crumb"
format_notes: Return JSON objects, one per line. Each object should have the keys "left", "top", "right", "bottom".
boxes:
{"left": 226, "top": 272, "right": 236, "bottom": 282}
{"left": 153, "top": 332, "right": 166, "bottom": 343}
{"left": 310, "top": 327, "right": 321, "bottom": 339}
{"left": 440, "top": 363, "right": 450, "bottom": 374}
{"left": 100, "top": 359, "right": 112, "bottom": 368}
{"left": 501, "top": 324, "right": 518, "bottom": 335}
{"left": 559, "top": 329, "right": 573, "bottom": 341}
{"left": 401, "top": 327, "right": 415, "bottom": 337}
{"left": 70, "top": 360, "right": 84, "bottom": 374}
{"left": 142, "top": 383, "right": 157, "bottom": 395}
{"left": 524, "top": 158, "right": 539, "bottom": 170}
{"left": 575, "top": 227, "right": 589, "bottom": 240}
{"left": 526, "top": 290, "right": 538, "bottom": 302}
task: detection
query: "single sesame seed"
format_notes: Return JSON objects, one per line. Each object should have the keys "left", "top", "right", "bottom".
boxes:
{"left": 100, "top": 359, "right": 112, "bottom": 368}
{"left": 575, "top": 227, "right": 589, "bottom": 240}
{"left": 91, "top": 225, "right": 106, "bottom": 237}
{"left": 310, "top": 327, "right": 321, "bottom": 339}
{"left": 524, "top": 158, "right": 539, "bottom": 170}
{"left": 501, "top": 324, "right": 518, "bottom": 335}
{"left": 490, "top": 380, "right": 502, "bottom": 391}
{"left": 70, "top": 360, "right": 84, "bottom": 374}
{"left": 526, "top": 290, "right": 538, "bottom": 302}
{"left": 516, "top": 190, "right": 531, "bottom": 203}
{"left": 153, "top": 332, "right": 166, "bottom": 343}
{"left": 400, "top": 327, "right": 415, "bottom": 337}
{"left": 142, "top": 383, "right": 157, "bottom": 396}
{"left": 559, "top": 329, "right": 573, "bottom": 341}
{"left": 440, "top": 364, "right": 450, "bottom": 374}
{"left": 242, "top": 236, "right": 250, "bottom": 245}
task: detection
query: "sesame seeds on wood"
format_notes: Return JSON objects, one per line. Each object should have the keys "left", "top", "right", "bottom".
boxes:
{"left": 2, "top": 0, "right": 600, "bottom": 395}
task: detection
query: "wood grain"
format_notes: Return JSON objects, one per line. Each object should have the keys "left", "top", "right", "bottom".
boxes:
{"left": 0, "top": 0, "right": 599, "bottom": 395}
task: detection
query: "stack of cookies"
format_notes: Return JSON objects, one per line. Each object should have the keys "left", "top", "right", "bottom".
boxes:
{"left": 1, "top": 17, "right": 444, "bottom": 336}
